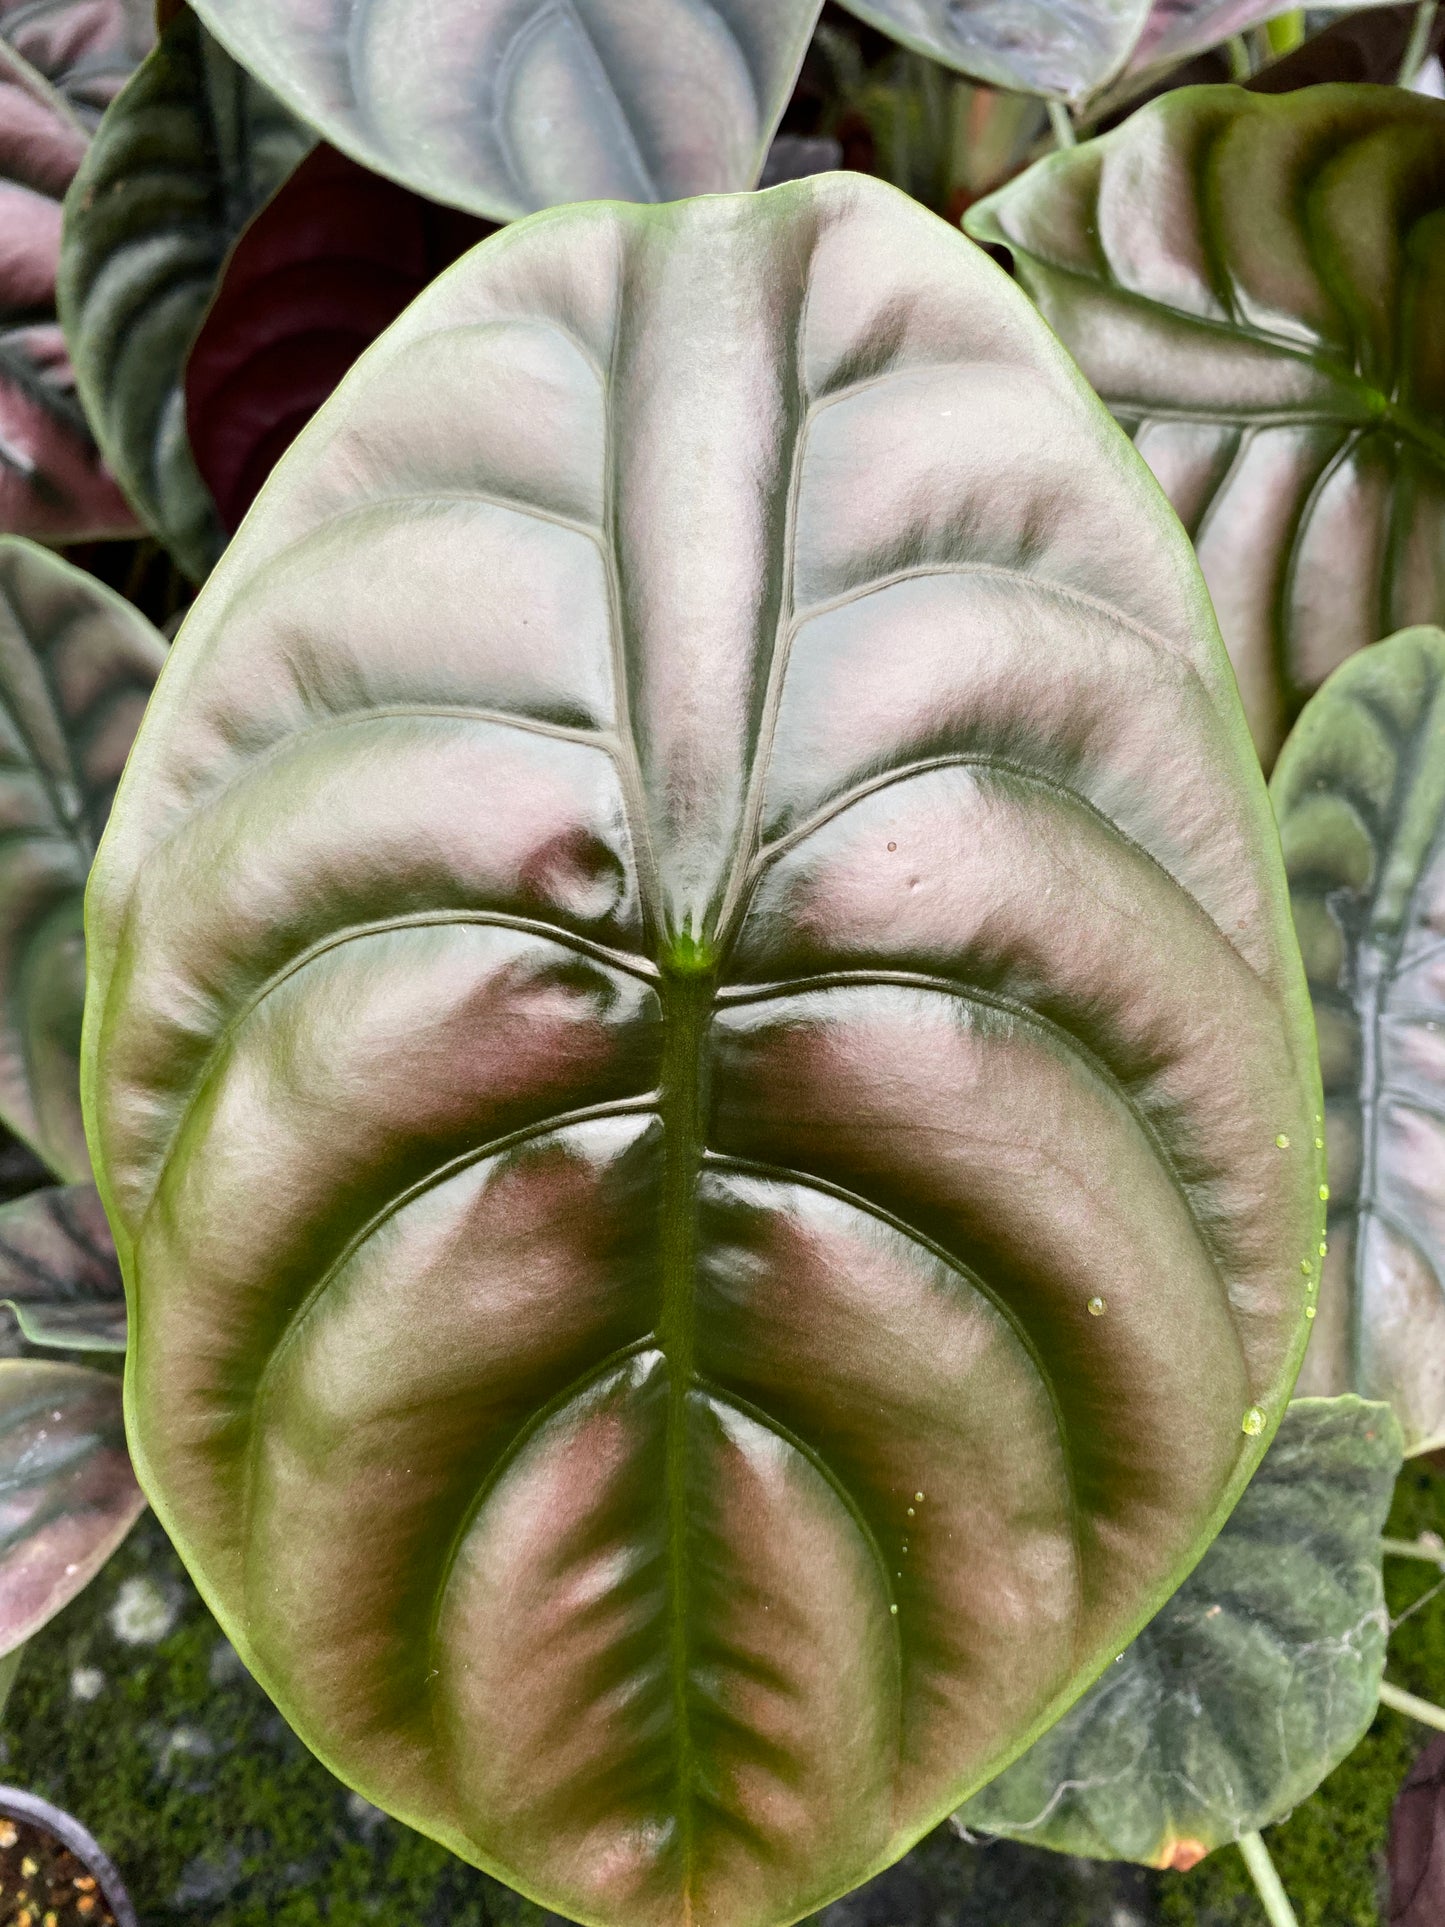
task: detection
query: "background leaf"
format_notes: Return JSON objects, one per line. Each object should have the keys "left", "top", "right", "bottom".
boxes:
{"left": 186, "top": 142, "right": 492, "bottom": 538}
{"left": 1274, "top": 627, "right": 1445, "bottom": 1456}
{"left": 0, "top": 1355, "right": 144, "bottom": 1655}
{"left": 1390, "top": 1732, "right": 1445, "bottom": 1927}
{"left": 0, "top": 0, "right": 153, "bottom": 125}
{"left": 0, "top": 537, "right": 163, "bottom": 1181}
{"left": 0, "top": 1181, "right": 124, "bottom": 1351}
{"left": 84, "top": 175, "right": 1323, "bottom": 1927}
{"left": 58, "top": 5, "right": 313, "bottom": 580}
{"left": 1128, "top": 1, "right": 1401, "bottom": 76}
{"left": 836, "top": 0, "right": 1152, "bottom": 101}
{"left": 186, "top": 0, "right": 822, "bottom": 223}
{"left": 965, "top": 86, "right": 1445, "bottom": 771}
{"left": 0, "top": 6, "right": 144, "bottom": 544}
{"left": 958, "top": 1397, "right": 1402, "bottom": 1869}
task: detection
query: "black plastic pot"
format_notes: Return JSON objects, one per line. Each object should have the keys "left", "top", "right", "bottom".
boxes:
{"left": 0, "top": 1784, "right": 137, "bottom": 1927}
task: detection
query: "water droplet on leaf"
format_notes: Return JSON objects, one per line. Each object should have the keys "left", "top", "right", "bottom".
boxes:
{"left": 1275, "top": 1133, "right": 1290, "bottom": 1149}
{"left": 1319, "top": 1184, "right": 1330, "bottom": 1201}
{"left": 1087, "top": 1295, "right": 1106, "bottom": 1316}
{"left": 1242, "top": 1407, "right": 1266, "bottom": 1437}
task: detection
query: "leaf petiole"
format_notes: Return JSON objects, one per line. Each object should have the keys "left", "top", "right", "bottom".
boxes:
{"left": 1237, "top": 1832, "right": 1300, "bottom": 1927}
{"left": 1379, "top": 1680, "right": 1445, "bottom": 1732}
{"left": 1382, "top": 1535, "right": 1445, "bottom": 1566}
{"left": 1047, "top": 100, "right": 1076, "bottom": 149}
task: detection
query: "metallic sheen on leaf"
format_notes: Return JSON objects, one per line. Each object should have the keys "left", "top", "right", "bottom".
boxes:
{"left": 1276, "top": 627, "right": 1445, "bottom": 1456}
{"left": 57, "top": 6, "right": 313, "bottom": 580}
{"left": 0, "top": 538, "right": 162, "bottom": 1182}
{"left": 838, "top": 0, "right": 1152, "bottom": 101}
{"left": 966, "top": 86, "right": 1445, "bottom": 771}
{"left": 185, "top": 0, "right": 822, "bottom": 223}
{"left": 85, "top": 175, "right": 1323, "bottom": 1927}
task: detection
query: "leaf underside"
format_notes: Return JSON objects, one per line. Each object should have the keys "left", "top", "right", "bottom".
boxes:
{"left": 185, "top": 142, "right": 494, "bottom": 536}
{"left": 0, "top": 1355, "right": 145, "bottom": 1655}
{"left": 959, "top": 1395, "right": 1402, "bottom": 1867}
{"left": 965, "top": 85, "right": 1445, "bottom": 773}
{"left": 0, "top": 1180, "right": 125, "bottom": 1351}
{"left": 186, "top": 0, "right": 822, "bottom": 223}
{"left": 84, "top": 176, "right": 1322, "bottom": 1927}
{"left": 57, "top": 6, "right": 314, "bottom": 581}
{"left": 1276, "top": 627, "right": 1445, "bottom": 1456}
{"left": 0, "top": 537, "right": 164, "bottom": 1182}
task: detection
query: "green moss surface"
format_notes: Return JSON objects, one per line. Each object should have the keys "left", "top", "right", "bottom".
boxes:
{"left": 2, "top": 1464, "right": 1442, "bottom": 1926}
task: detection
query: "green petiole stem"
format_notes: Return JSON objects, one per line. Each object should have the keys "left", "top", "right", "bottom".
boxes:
{"left": 1382, "top": 1535, "right": 1445, "bottom": 1566}
{"left": 1380, "top": 1679, "right": 1445, "bottom": 1731}
{"left": 1226, "top": 35, "right": 1253, "bottom": 79}
{"left": 1238, "top": 1832, "right": 1300, "bottom": 1927}
{"left": 1399, "top": 0, "right": 1439, "bottom": 84}
{"left": 1047, "top": 100, "right": 1076, "bottom": 149}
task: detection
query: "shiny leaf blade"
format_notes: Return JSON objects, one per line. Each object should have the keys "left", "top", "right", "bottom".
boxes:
{"left": 0, "top": 1356, "right": 145, "bottom": 1654}
{"left": 1129, "top": 1, "right": 1400, "bottom": 74}
{"left": 836, "top": 0, "right": 1153, "bottom": 101}
{"left": 1274, "top": 627, "right": 1445, "bottom": 1455}
{"left": 959, "top": 1396, "right": 1402, "bottom": 1869}
{"left": 186, "top": 143, "right": 493, "bottom": 537}
{"left": 58, "top": 6, "right": 314, "bottom": 580}
{"left": 186, "top": 0, "right": 822, "bottom": 223}
{"left": 84, "top": 175, "right": 1323, "bottom": 1927}
{"left": 965, "top": 86, "right": 1445, "bottom": 772}
{"left": 0, "top": 537, "right": 164, "bottom": 1181}
{"left": 0, "top": 1181, "right": 124, "bottom": 1351}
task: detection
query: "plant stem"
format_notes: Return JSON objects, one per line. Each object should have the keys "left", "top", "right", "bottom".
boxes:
{"left": 1400, "top": 0, "right": 1439, "bottom": 84}
{"left": 1380, "top": 1679, "right": 1445, "bottom": 1731}
{"left": 1238, "top": 1832, "right": 1300, "bottom": 1927}
{"left": 1047, "top": 100, "right": 1076, "bottom": 149}
{"left": 0, "top": 1642, "right": 23, "bottom": 1724}
{"left": 1383, "top": 1534, "right": 1445, "bottom": 1566}
{"left": 1226, "top": 35, "right": 1253, "bottom": 80}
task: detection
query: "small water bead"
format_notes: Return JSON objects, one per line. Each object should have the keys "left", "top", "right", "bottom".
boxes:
{"left": 1300, "top": 1260, "right": 1312, "bottom": 1275}
{"left": 1275, "top": 1134, "right": 1291, "bottom": 1149}
{"left": 1318, "top": 1184, "right": 1331, "bottom": 1202}
{"left": 887, "top": 841, "right": 897, "bottom": 852}
{"left": 1315, "top": 1137, "right": 1325, "bottom": 1151}
{"left": 914, "top": 1492, "right": 925, "bottom": 1504}
{"left": 1319, "top": 1243, "right": 1328, "bottom": 1256}
{"left": 1087, "top": 1295, "right": 1106, "bottom": 1316}
{"left": 1242, "top": 1407, "right": 1266, "bottom": 1437}
{"left": 889, "top": 1603, "right": 899, "bottom": 1615}
{"left": 1305, "top": 1305, "right": 1318, "bottom": 1320}
{"left": 906, "top": 1507, "right": 915, "bottom": 1518}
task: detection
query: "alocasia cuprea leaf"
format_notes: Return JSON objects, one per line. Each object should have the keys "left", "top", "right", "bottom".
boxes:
{"left": 1274, "top": 628, "right": 1445, "bottom": 1456}
{"left": 186, "top": 142, "right": 493, "bottom": 537}
{"left": 0, "top": 1181, "right": 124, "bottom": 1351}
{"left": 83, "top": 175, "right": 1323, "bottom": 1927}
{"left": 57, "top": 5, "right": 313, "bottom": 580}
{"left": 0, "top": 0, "right": 153, "bottom": 126}
{"left": 1126, "top": 2, "right": 1399, "bottom": 76}
{"left": 965, "top": 86, "right": 1445, "bottom": 772}
{"left": 0, "top": 1356, "right": 144, "bottom": 1653}
{"left": 0, "top": 5, "right": 143, "bottom": 544}
{"left": 0, "top": 537, "right": 163, "bottom": 1183}
{"left": 958, "top": 1396, "right": 1402, "bottom": 1869}
{"left": 836, "top": 0, "right": 1153, "bottom": 102}
{"left": 184, "top": 0, "right": 822, "bottom": 224}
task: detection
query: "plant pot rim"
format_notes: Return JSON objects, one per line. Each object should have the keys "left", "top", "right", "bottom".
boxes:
{"left": 0, "top": 1782, "right": 137, "bottom": 1927}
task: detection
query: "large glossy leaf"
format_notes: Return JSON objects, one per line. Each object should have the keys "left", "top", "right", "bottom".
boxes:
{"left": 958, "top": 1396, "right": 1401, "bottom": 1868}
{"left": 0, "top": 537, "right": 163, "bottom": 1182}
{"left": 0, "top": 12, "right": 141, "bottom": 544}
{"left": 186, "top": 143, "right": 493, "bottom": 538}
{"left": 0, "top": 1181, "right": 123, "bottom": 1351}
{"left": 0, "top": 1355, "right": 144, "bottom": 1653}
{"left": 1274, "top": 628, "right": 1445, "bottom": 1455}
{"left": 83, "top": 175, "right": 1323, "bottom": 1927}
{"left": 836, "top": 0, "right": 1152, "bottom": 102}
{"left": 57, "top": 5, "right": 313, "bottom": 580}
{"left": 0, "top": 0, "right": 153, "bottom": 125}
{"left": 185, "top": 0, "right": 821, "bottom": 224}
{"left": 965, "top": 86, "right": 1445, "bottom": 772}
